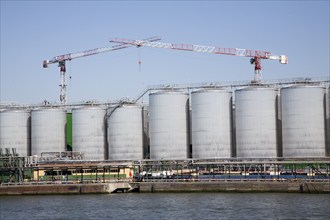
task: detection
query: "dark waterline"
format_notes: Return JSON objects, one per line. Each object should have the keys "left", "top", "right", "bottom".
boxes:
{"left": 1, "top": 193, "right": 330, "bottom": 220}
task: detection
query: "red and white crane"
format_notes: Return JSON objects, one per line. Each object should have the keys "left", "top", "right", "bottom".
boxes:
{"left": 110, "top": 38, "right": 288, "bottom": 83}
{"left": 43, "top": 37, "right": 161, "bottom": 105}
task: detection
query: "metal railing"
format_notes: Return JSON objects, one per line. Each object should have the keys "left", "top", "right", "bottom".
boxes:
{"left": 1, "top": 76, "right": 329, "bottom": 109}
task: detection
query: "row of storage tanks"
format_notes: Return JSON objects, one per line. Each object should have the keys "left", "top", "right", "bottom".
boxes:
{"left": 1, "top": 84, "right": 330, "bottom": 160}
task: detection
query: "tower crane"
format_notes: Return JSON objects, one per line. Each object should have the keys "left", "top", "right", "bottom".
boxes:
{"left": 110, "top": 38, "right": 288, "bottom": 83}
{"left": 43, "top": 36, "right": 161, "bottom": 105}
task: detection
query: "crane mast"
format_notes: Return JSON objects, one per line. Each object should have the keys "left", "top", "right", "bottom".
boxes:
{"left": 43, "top": 37, "right": 161, "bottom": 105}
{"left": 110, "top": 38, "right": 288, "bottom": 83}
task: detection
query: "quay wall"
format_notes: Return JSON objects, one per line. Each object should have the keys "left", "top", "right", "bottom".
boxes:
{"left": 138, "top": 181, "right": 330, "bottom": 193}
{"left": 1, "top": 181, "right": 329, "bottom": 195}
{"left": 0, "top": 184, "right": 107, "bottom": 195}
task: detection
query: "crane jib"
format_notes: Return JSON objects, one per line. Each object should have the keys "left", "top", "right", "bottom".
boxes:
{"left": 55, "top": 54, "right": 71, "bottom": 62}
{"left": 53, "top": 43, "right": 135, "bottom": 62}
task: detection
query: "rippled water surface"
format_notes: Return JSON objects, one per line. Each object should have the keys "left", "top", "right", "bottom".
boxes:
{"left": 1, "top": 193, "right": 329, "bottom": 219}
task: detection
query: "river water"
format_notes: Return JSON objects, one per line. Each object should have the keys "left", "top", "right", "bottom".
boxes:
{"left": 1, "top": 193, "right": 329, "bottom": 220}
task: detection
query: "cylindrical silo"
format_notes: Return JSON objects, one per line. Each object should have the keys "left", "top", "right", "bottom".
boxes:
{"left": 149, "top": 91, "right": 189, "bottom": 159}
{"left": 72, "top": 106, "right": 107, "bottom": 160}
{"left": 235, "top": 87, "right": 278, "bottom": 158}
{"left": 107, "top": 104, "right": 143, "bottom": 160}
{"left": 191, "top": 89, "right": 232, "bottom": 158}
{"left": 281, "top": 85, "right": 326, "bottom": 157}
{"left": 31, "top": 108, "right": 66, "bottom": 156}
{"left": 0, "top": 109, "right": 31, "bottom": 157}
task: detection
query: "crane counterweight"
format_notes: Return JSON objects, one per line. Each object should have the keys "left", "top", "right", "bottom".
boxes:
{"left": 43, "top": 60, "right": 49, "bottom": 68}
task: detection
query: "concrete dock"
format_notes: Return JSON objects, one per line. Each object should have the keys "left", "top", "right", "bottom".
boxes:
{"left": 1, "top": 181, "right": 329, "bottom": 195}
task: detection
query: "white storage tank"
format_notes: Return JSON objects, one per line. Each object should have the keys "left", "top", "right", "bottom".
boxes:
{"left": 281, "top": 85, "right": 326, "bottom": 157}
{"left": 149, "top": 91, "right": 189, "bottom": 159}
{"left": 107, "top": 104, "right": 143, "bottom": 160}
{"left": 191, "top": 89, "right": 232, "bottom": 158}
{"left": 72, "top": 106, "right": 107, "bottom": 160}
{"left": 235, "top": 87, "right": 278, "bottom": 158}
{"left": 0, "top": 109, "right": 31, "bottom": 156}
{"left": 31, "top": 108, "right": 66, "bottom": 156}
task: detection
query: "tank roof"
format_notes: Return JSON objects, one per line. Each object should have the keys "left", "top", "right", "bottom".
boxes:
{"left": 72, "top": 106, "right": 107, "bottom": 110}
{"left": 192, "top": 88, "right": 231, "bottom": 94}
{"left": 150, "top": 90, "right": 189, "bottom": 96}
{"left": 32, "top": 107, "right": 66, "bottom": 112}
{"left": 281, "top": 85, "right": 326, "bottom": 90}
{"left": 0, "top": 109, "right": 31, "bottom": 113}
{"left": 235, "top": 86, "right": 276, "bottom": 92}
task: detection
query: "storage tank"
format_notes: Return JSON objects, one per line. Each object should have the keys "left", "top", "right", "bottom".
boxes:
{"left": 107, "top": 104, "right": 143, "bottom": 160}
{"left": 0, "top": 109, "right": 31, "bottom": 156}
{"left": 31, "top": 108, "right": 66, "bottom": 156}
{"left": 281, "top": 85, "right": 326, "bottom": 157}
{"left": 72, "top": 106, "right": 107, "bottom": 160}
{"left": 191, "top": 89, "right": 232, "bottom": 158}
{"left": 235, "top": 87, "right": 278, "bottom": 158}
{"left": 149, "top": 91, "right": 189, "bottom": 159}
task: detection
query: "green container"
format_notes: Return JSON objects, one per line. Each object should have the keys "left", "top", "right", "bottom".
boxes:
{"left": 66, "top": 113, "right": 72, "bottom": 151}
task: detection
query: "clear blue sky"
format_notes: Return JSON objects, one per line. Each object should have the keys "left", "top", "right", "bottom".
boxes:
{"left": 1, "top": 1, "right": 329, "bottom": 104}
